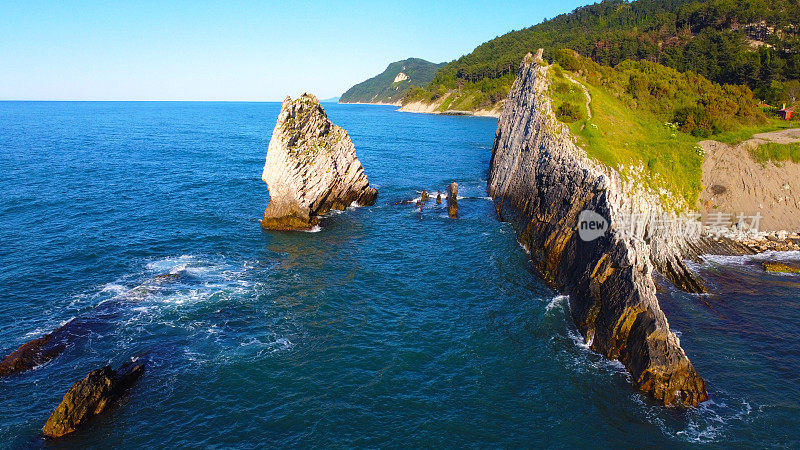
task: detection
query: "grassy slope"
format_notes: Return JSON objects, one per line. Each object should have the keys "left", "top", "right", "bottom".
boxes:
{"left": 546, "top": 50, "right": 780, "bottom": 208}
{"left": 751, "top": 142, "right": 800, "bottom": 163}
{"left": 549, "top": 65, "right": 704, "bottom": 208}
{"left": 340, "top": 58, "right": 444, "bottom": 104}
{"left": 712, "top": 118, "right": 799, "bottom": 144}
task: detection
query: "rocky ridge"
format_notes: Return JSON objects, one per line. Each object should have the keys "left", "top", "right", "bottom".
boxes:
{"left": 487, "top": 50, "right": 708, "bottom": 406}
{"left": 262, "top": 94, "right": 378, "bottom": 230}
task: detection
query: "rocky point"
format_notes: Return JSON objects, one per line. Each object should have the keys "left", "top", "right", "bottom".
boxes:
{"left": 487, "top": 49, "right": 708, "bottom": 407}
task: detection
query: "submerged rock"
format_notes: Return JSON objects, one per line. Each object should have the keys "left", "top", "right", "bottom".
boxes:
{"left": 487, "top": 50, "right": 707, "bottom": 406}
{"left": 447, "top": 182, "right": 458, "bottom": 218}
{"left": 763, "top": 261, "right": 800, "bottom": 273}
{"left": 261, "top": 93, "right": 378, "bottom": 230}
{"left": 42, "top": 363, "right": 144, "bottom": 438}
{"left": 0, "top": 323, "right": 70, "bottom": 378}
{"left": 436, "top": 192, "right": 442, "bottom": 204}
{"left": 1, "top": 272, "right": 180, "bottom": 379}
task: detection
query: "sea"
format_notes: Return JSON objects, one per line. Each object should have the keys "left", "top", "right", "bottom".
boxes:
{"left": 0, "top": 101, "right": 798, "bottom": 448}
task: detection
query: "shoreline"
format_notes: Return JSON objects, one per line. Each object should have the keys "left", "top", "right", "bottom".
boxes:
{"left": 338, "top": 99, "right": 503, "bottom": 118}
{"left": 398, "top": 98, "right": 503, "bottom": 118}
{"left": 338, "top": 101, "right": 401, "bottom": 106}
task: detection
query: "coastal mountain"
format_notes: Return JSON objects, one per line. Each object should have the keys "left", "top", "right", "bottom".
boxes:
{"left": 340, "top": 58, "right": 445, "bottom": 105}
{"left": 403, "top": 0, "right": 800, "bottom": 114}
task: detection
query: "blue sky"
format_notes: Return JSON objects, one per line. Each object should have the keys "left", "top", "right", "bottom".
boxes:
{"left": 0, "top": 0, "right": 594, "bottom": 101}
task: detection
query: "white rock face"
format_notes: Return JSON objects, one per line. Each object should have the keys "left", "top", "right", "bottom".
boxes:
{"left": 393, "top": 72, "right": 409, "bottom": 83}
{"left": 261, "top": 93, "right": 378, "bottom": 230}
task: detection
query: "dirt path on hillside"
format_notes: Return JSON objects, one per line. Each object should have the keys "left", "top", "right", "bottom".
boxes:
{"left": 699, "top": 128, "right": 800, "bottom": 231}
{"left": 565, "top": 74, "right": 592, "bottom": 120}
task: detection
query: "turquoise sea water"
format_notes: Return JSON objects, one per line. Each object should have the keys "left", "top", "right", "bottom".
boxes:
{"left": 0, "top": 102, "right": 798, "bottom": 448}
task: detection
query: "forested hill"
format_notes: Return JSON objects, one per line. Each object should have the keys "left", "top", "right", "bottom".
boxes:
{"left": 339, "top": 58, "right": 445, "bottom": 104}
{"left": 405, "top": 0, "right": 800, "bottom": 111}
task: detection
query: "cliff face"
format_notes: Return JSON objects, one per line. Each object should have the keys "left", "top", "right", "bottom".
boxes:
{"left": 487, "top": 50, "right": 708, "bottom": 406}
{"left": 262, "top": 94, "right": 378, "bottom": 230}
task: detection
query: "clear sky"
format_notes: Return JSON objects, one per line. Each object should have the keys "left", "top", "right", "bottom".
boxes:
{"left": 0, "top": 0, "right": 594, "bottom": 101}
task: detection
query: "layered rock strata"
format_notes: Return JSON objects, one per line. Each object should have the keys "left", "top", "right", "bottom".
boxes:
{"left": 487, "top": 50, "right": 708, "bottom": 406}
{"left": 262, "top": 94, "right": 378, "bottom": 230}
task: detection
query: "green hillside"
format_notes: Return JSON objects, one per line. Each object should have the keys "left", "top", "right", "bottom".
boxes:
{"left": 340, "top": 58, "right": 445, "bottom": 104}
{"left": 405, "top": 0, "right": 800, "bottom": 111}
{"left": 549, "top": 49, "right": 772, "bottom": 207}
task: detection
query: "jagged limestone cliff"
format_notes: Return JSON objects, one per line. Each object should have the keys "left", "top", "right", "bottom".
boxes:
{"left": 488, "top": 50, "right": 708, "bottom": 406}
{"left": 262, "top": 94, "right": 378, "bottom": 230}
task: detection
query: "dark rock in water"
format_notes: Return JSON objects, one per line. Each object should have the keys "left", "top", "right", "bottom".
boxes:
{"left": 763, "top": 261, "right": 800, "bottom": 273}
{"left": 447, "top": 182, "right": 458, "bottom": 219}
{"left": 261, "top": 93, "right": 378, "bottom": 230}
{"left": 436, "top": 192, "right": 442, "bottom": 204}
{"left": 421, "top": 190, "right": 429, "bottom": 202}
{"left": 487, "top": 50, "right": 707, "bottom": 406}
{"left": 1, "top": 273, "right": 179, "bottom": 379}
{"left": 153, "top": 273, "right": 180, "bottom": 281}
{"left": 42, "top": 363, "right": 145, "bottom": 438}
{"left": 0, "top": 323, "right": 71, "bottom": 378}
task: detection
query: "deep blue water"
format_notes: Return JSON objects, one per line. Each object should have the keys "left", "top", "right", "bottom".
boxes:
{"left": 0, "top": 101, "right": 798, "bottom": 448}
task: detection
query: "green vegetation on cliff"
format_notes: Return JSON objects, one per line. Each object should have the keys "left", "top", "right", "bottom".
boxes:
{"left": 550, "top": 50, "right": 767, "bottom": 207}
{"left": 751, "top": 141, "right": 800, "bottom": 162}
{"left": 406, "top": 0, "right": 800, "bottom": 111}
{"left": 340, "top": 58, "right": 444, "bottom": 104}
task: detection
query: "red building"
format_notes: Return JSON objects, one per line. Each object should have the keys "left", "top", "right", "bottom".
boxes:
{"left": 778, "top": 103, "right": 794, "bottom": 120}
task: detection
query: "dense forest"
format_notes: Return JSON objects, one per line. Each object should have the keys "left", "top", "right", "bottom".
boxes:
{"left": 339, "top": 58, "right": 444, "bottom": 104}
{"left": 406, "top": 0, "right": 800, "bottom": 108}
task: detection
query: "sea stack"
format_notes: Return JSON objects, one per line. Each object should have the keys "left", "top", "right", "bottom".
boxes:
{"left": 42, "top": 363, "right": 144, "bottom": 438}
{"left": 487, "top": 50, "right": 708, "bottom": 406}
{"left": 447, "top": 182, "right": 458, "bottom": 218}
{"left": 261, "top": 93, "right": 378, "bottom": 230}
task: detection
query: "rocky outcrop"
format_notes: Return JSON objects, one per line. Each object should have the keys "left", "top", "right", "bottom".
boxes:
{"left": 262, "top": 94, "right": 378, "bottom": 230}
{"left": 0, "top": 323, "right": 70, "bottom": 378}
{"left": 447, "top": 182, "right": 458, "bottom": 218}
{"left": 488, "top": 50, "right": 708, "bottom": 406}
{"left": 42, "top": 363, "right": 144, "bottom": 438}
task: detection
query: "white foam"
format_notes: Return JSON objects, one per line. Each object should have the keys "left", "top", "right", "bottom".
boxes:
{"left": 546, "top": 294, "right": 569, "bottom": 313}
{"left": 100, "top": 283, "right": 128, "bottom": 295}
{"left": 700, "top": 250, "right": 800, "bottom": 266}
{"left": 302, "top": 225, "right": 322, "bottom": 233}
